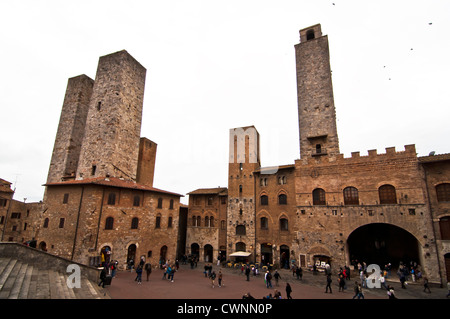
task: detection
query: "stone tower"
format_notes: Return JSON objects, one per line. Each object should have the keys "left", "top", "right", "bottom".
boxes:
{"left": 76, "top": 50, "right": 147, "bottom": 181}
{"left": 136, "top": 137, "right": 157, "bottom": 187}
{"left": 46, "top": 74, "right": 94, "bottom": 184}
{"left": 227, "top": 126, "right": 260, "bottom": 260}
{"left": 295, "top": 24, "right": 340, "bottom": 159}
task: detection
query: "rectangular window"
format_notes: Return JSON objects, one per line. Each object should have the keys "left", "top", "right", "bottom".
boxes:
{"left": 11, "top": 212, "right": 21, "bottom": 219}
{"left": 63, "top": 193, "right": 69, "bottom": 204}
{"left": 59, "top": 218, "right": 65, "bottom": 228}
{"left": 107, "top": 193, "right": 116, "bottom": 205}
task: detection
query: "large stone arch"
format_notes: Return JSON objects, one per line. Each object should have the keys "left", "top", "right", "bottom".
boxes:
{"left": 346, "top": 222, "right": 422, "bottom": 270}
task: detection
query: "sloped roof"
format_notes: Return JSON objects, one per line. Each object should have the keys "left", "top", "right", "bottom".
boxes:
{"left": 418, "top": 153, "right": 450, "bottom": 163}
{"left": 187, "top": 187, "right": 228, "bottom": 196}
{"left": 44, "top": 176, "right": 183, "bottom": 197}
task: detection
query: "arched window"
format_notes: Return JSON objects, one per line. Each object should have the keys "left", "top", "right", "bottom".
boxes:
{"left": 157, "top": 197, "right": 163, "bottom": 208}
{"left": 43, "top": 218, "right": 49, "bottom": 228}
{"left": 343, "top": 187, "right": 359, "bottom": 205}
{"left": 169, "top": 199, "right": 174, "bottom": 209}
{"left": 260, "top": 217, "right": 268, "bottom": 230}
{"left": 313, "top": 188, "right": 326, "bottom": 205}
{"left": 260, "top": 195, "right": 269, "bottom": 205}
{"left": 260, "top": 178, "right": 268, "bottom": 186}
{"left": 436, "top": 183, "right": 450, "bottom": 202}
{"left": 306, "top": 29, "right": 315, "bottom": 40}
{"left": 280, "top": 218, "right": 289, "bottom": 231}
{"left": 278, "top": 194, "right": 287, "bottom": 205}
{"left": 155, "top": 214, "right": 161, "bottom": 228}
{"left": 379, "top": 184, "right": 397, "bottom": 204}
{"left": 105, "top": 217, "right": 114, "bottom": 230}
{"left": 197, "top": 216, "right": 201, "bottom": 227}
{"left": 131, "top": 217, "right": 139, "bottom": 229}
{"left": 236, "top": 225, "right": 246, "bottom": 235}
{"left": 205, "top": 216, "right": 210, "bottom": 227}
{"left": 209, "top": 216, "right": 214, "bottom": 228}
{"left": 168, "top": 216, "right": 173, "bottom": 228}
{"left": 192, "top": 216, "right": 197, "bottom": 226}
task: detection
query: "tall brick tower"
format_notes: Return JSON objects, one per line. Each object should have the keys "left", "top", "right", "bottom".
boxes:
{"left": 227, "top": 126, "right": 260, "bottom": 261}
{"left": 46, "top": 74, "right": 94, "bottom": 184}
{"left": 295, "top": 24, "right": 340, "bottom": 159}
{"left": 76, "top": 50, "right": 147, "bottom": 181}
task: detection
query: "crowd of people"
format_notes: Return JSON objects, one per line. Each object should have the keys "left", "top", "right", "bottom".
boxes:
{"left": 96, "top": 256, "right": 450, "bottom": 299}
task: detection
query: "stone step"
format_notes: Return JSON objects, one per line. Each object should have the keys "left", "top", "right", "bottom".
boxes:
{"left": 0, "top": 257, "right": 107, "bottom": 299}
{"left": 0, "top": 259, "right": 21, "bottom": 298}
{"left": 18, "top": 264, "right": 34, "bottom": 299}
{"left": 8, "top": 262, "right": 28, "bottom": 299}
{"left": 0, "top": 258, "right": 17, "bottom": 292}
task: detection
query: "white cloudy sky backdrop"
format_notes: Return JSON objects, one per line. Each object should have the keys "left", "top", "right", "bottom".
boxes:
{"left": 1, "top": 0, "right": 449, "bottom": 204}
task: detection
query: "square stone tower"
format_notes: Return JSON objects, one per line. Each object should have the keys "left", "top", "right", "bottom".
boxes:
{"left": 76, "top": 50, "right": 147, "bottom": 181}
{"left": 227, "top": 126, "right": 260, "bottom": 260}
{"left": 46, "top": 74, "right": 94, "bottom": 184}
{"left": 295, "top": 24, "right": 340, "bottom": 159}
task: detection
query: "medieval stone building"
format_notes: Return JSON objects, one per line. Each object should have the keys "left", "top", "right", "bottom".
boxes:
{"left": 1, "top": 50, "right": 184, "bottom": 269}
{"left": 186, "top": 24, "right": 450, "bottom": 284}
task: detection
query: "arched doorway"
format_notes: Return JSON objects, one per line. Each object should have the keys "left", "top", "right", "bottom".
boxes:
{"left": 204, "top": 244, "right": 213, "bottom": 262}
{"left": 261, "top": 243, "right": 272, "bottom": 265}
{"left": 160, "top": 245, "right": 168, "bottom": 264}
{"left": 38, "top": 241, "right": 47, "bottom": 252}
{"left": 280, "top": 245, "right": 290, "bottom": 269}
{"left": 191, "top": 243, "right": 200, "bottom": 259}
{"left": 347, "top": 223, "right": 420, "bottom": 269}
{"left": 444, "top": 253, "right": 450, "bottom": 282}
{"left": 127, "top": 244, "right": 136, "bottom": 268}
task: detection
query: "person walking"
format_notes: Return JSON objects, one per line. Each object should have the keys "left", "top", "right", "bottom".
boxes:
{"left": 245, "top": 266, "right": 251, "bottom": 281}
{"left": 296, "top": 266, "right": 302, "bottom": 280}
{"left": 210, "top": 271, "right": 217, "bottom": 288}
{"left": 168, "top": 265, "right": 175, "bottom": 282}
{"left": 145, "top": 263, "right": 152, "bottom": 281}
{"left": 265, "top": 271, "right": 273, "bottom": 288}
{"left": 98, "top": 266, "right": 107, "bottom": 288}
{"left": 286, "top": 283, "right": 292, "bottom": 299}
{"left": 218, "top": 270, "right": 223, "bottom": 287}
{"left": 274, "top": 270, "right": 281, "bottom": 286}
{"left": 338, "top": 273, "right": 346, "bottom": 292}
{"left": 423, "top": 277, "right": 431, "bottom": 293}
{"left": 325, "top": 274, "right": 332, "bottom": 293}
{"left": 352, "top": 281, "right": 364, "bottom": 299}
{"left": 135, "top": 265, "right": 143, "bottom": 284}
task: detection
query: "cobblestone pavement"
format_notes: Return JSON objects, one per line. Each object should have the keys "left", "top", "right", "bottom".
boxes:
{"left": 104, "top": 262, "right": 449, "bottom": 299}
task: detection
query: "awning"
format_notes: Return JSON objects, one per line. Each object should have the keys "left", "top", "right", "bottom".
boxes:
{"left": 229, "top": 251, "right": 252, "bottom": 257}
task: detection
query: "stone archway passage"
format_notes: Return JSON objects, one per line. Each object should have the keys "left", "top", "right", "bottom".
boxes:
{"left": 347, "top": 223, "right": 420, "bottom": 268}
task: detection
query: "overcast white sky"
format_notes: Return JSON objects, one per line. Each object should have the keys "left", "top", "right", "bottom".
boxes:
{"left": 1, "top": 0, "right": 449, "bottom": 204}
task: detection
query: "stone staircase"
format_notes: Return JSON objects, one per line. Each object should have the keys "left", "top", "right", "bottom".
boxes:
{"left": 0, "top": 257, "right": 110, "bottom": 299}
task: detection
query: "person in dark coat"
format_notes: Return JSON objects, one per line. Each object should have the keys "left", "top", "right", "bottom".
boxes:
{"left": 98, "top": 267, "right": 107, "bottom": 288}
{"left": 286, "top": 283, "right": 293, "bottom": 299}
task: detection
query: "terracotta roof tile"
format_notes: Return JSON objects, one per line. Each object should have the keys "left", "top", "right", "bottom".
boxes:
{"left": 44, "top": 177, "right": 183, "bottom": 197}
